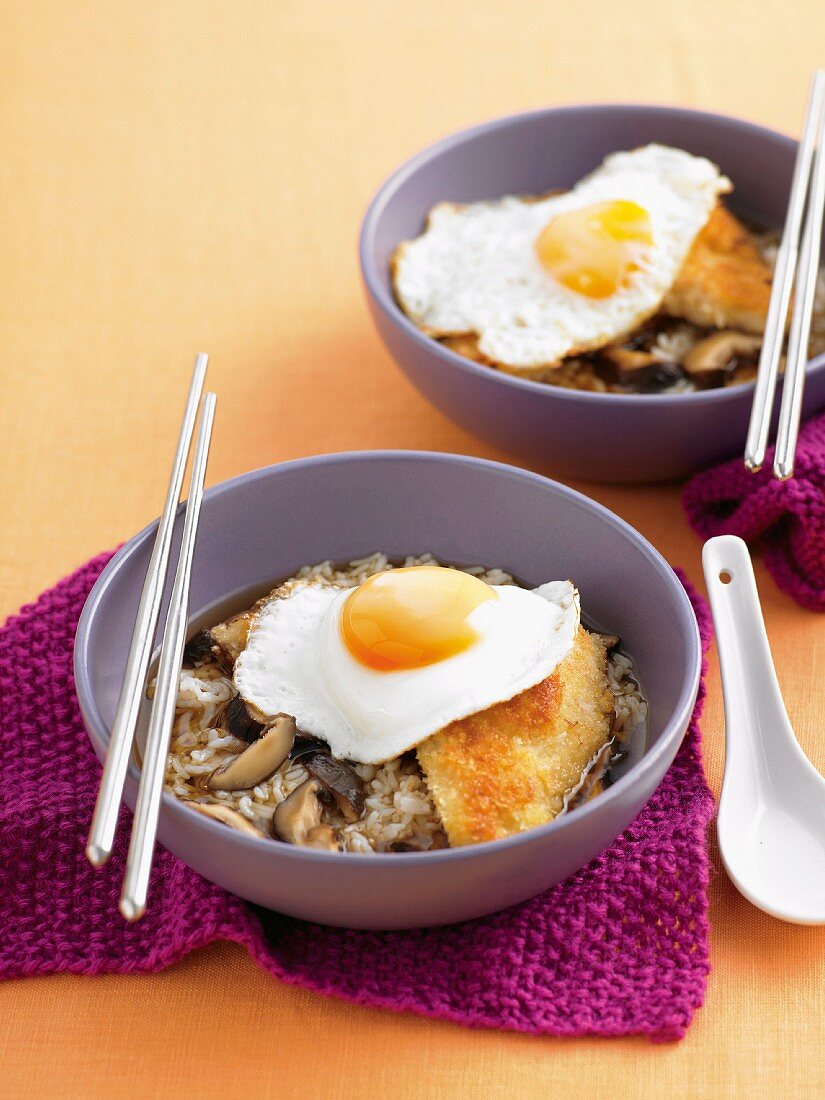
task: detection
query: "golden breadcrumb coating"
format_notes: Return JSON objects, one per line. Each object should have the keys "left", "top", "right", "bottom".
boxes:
{"left": 663, "top": 204, "right": 773, "bottom": 333}
{"left": 417, "top": 628, "right": 613, "bottom": 847}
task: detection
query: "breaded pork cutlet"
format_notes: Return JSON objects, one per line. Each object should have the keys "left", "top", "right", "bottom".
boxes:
{"left": 663, "top": 204, "right": 773, "bottom": 334}
{"left": 417, "top": 628, "right": 614, "bottom": 847}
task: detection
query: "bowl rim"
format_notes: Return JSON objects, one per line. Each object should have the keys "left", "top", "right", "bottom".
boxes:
{"left": 74, "top": 449, "right": 702, "bottom": 866}
{"left": 359, "top": 101, "right": 825, "bottom": 407}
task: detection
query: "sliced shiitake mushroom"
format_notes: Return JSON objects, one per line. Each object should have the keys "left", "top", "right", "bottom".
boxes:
{"left": 303, "top": 825, "right": 339, "bottom": 851}
{"left": 273, "top": 778, "right": 327, "bottom": 845}
{"left": 289, "top": 736, "right": 329, "bottom": 762}
{"left": 631, "top": 361, "right": 685, "bottom": 393}
{"left": 564, "top": 740, "right": 614, "bottom": 812}
{"left": 602, "top": 347, "right": 659, "bottom": 373}
{"left": 207, "top": 714, "right": 296, "bottom": 791}
{"left": 190, "top": 801, "right": 266, "bottom": 837}
{"left": 683, "top": 331, "right": 762, "bottom": 378}
{"left": 601, "top": 347, "right": 685, "bottom": 392}
{"left": 304, "top": 753, "right": 365, "bottom": 823}
{"left": 182, "top": 620, "right": 246, "bottom": 672}
{"left": 183, "top": 629, "right": 219, "bottom": 666}
{"left": 189, "top": 602, "right": 264, "bottom": 671}
{"left": 220, "top": 694, "right": 267, "bottom": 743}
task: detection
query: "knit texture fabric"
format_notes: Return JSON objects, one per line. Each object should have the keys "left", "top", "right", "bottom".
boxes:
{"left": 684, "top": 411, "right": 825, "bottom": 611}
{"left": 0, "top": 554, "right": 714, "bottom": 1041}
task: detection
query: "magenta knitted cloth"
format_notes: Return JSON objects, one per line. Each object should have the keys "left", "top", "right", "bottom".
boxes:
{"left": 684, "top": 412, "right": 825, "bottom": 611}
{"left": 0, "top": 554, "right": 714, "bottom": 1041}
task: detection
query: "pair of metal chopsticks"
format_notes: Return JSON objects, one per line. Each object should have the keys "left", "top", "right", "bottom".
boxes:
{"left": 86, "top": 354, "right": 216, "bottom": 921}
{"left": 745, "top": 70, "right": 825, "bottom": 479}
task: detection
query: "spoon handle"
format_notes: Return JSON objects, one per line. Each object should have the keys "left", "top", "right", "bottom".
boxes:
{"left": 702, "top": 536, "right": 798, "bottom": 779}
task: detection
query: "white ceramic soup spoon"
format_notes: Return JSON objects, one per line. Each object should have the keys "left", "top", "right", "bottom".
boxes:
{"left": 703, "top": 535, "right": 825, "bottom": 925}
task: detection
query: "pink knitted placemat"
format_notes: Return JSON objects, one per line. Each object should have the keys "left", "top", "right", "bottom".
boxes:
{"left": 684, "top": 411, "right": 825, "bottom": 612}
{"left": 0, "top": 554, "right": 714, "bottom": 1041}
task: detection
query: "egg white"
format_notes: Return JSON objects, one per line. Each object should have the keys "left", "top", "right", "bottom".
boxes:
{"left": 393, "top": 144, "right": 731, "bottom": 371}
{"left": 233, "top": 578, "right": 580, "bottom": 765}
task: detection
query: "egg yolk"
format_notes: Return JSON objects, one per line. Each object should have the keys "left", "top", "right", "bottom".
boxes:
{"left": 341, "top": 566, "right": 497, "bottom": 671}
{"left": 535, "top": 199, "right": 653, "bottom": 298}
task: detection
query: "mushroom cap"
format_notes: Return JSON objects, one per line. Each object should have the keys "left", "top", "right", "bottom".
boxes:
{"left": 273, "top": 778, "right": 326, "bottom": 844}
{"left": 304, "top": 825, "right": 339, "bottom": 851}
{"left": 683, "top": 330, "right": 762, "bottom": 375}
{"left": 207, "top": 714, "right": 296, "bottom": 791}
{"left": 304, "top": 752, "right": 365, "bottom": 823}
{"left": 219, "top": 693, "right": 267, "bottom": 743}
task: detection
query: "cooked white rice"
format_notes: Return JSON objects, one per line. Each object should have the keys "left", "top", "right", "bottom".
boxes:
{"left": 164, "top": 553, "right": 648, "bottom": 852}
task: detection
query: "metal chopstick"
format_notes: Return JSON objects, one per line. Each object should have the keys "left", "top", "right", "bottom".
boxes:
{"left": 744, "top": 70, "right": 825, "bottom": 474}
{"left": 86, "top": 353, "right": 208, "bottom": 867}
{"left": 774, "top": 98, "right": 825, "bottom": 479}
{"left": 120, "top": 392, "right": 216, "bottom": 921}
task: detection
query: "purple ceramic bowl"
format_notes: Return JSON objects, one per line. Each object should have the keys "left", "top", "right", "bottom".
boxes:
{"left": 360, "top": 105, "right": 825, "bottom": 483}
{"left": 75, "top": 451, "right": 700, "bottom": 928}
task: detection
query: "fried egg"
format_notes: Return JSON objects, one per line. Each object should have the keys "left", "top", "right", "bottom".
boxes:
{"left": 392, "top": 144, "right": 730, "bottom": 372}
{"left": 233, "top": 566, "right": 580, "bottom": 764}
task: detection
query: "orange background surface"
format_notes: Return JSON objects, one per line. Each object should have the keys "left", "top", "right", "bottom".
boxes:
{"left": 1, "top": 2, "right": 824, "bottom": 1096}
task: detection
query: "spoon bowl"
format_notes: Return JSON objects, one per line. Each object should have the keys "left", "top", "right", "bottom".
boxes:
{"left": 703, "top": 535, "right": 825, "bottom": 925}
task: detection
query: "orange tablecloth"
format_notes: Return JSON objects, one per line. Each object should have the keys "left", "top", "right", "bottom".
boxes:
{"left": 1, "top": 2, "right": 824, "bottom": 1095}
